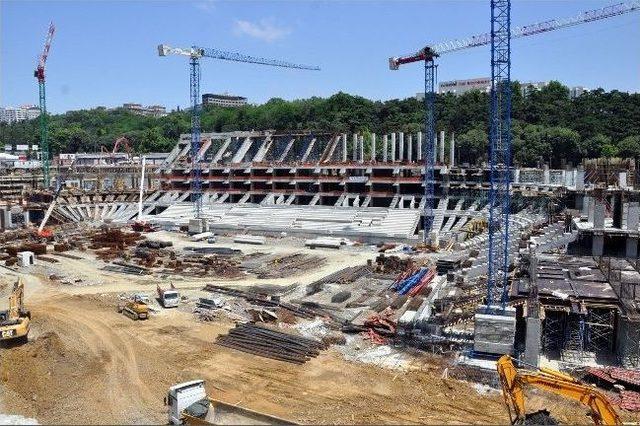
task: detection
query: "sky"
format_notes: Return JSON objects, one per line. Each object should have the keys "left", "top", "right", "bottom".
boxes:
{"left": 1, "top": 0, "right": 638, "bottom": 114}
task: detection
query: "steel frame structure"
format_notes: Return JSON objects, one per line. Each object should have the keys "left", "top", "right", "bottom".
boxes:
{"left": 158, "top": 44, "right": 319, "bottom": 218}
{"left": 35, "top": 22, "right": 55, "bottom": 188}
{"left": 189, "top": 56, "right": 203, "bottom": 218}
{"left": 422, "top": 59, "right": 437, "bottom": 241}
{"left": 486, "top": 0, "right": 512, "bottom": 310}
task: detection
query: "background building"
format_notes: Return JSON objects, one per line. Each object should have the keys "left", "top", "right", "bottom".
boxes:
{"left": 416, "top": 78, "right": 590, "bottom": 99}
{"left": 121, "top": 103, "right": 167, "bottom": 117}
{"left": 0, "top": 105, "right": 40, "bottom": 124}
{"left": 202, "top": 93, "right": 247, "bottom": 108}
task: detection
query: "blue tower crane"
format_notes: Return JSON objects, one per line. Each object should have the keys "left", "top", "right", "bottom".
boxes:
{"left": 388, "top": 0, "right": 639, "bottom": 271}
{"left": 487, "top": 0, "right": 512, "bottom": 311}
{"left": 158, "top": 44, "right": 320, "bottom": 218}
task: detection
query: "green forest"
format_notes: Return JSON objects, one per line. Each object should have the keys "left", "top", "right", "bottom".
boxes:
{"left": 1, "top": 81, "right": 639, "bottom": 167}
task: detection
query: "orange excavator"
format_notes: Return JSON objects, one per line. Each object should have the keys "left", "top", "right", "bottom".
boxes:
{"left": 497, "top": 355, "right": 621, "bottom": 425}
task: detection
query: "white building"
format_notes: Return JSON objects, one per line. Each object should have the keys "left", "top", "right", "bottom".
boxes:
{"left": 122, "top": 103, "right": 167, "bottom": 117}
{"left": 0, "top": 105, "right": 40, "bottom": 124}
{"left": 202, "top": 93, "right": 247, "bottom": 108}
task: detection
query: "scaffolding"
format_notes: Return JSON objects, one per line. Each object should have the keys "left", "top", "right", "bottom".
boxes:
{"left": 542, "top": 310, "right": 565, "bottom": 356}
{"left": 586, "top": 307, "right": 615, "bottom": 354}
{"left": 618, "top": 317, "right": 640, "bottom": 368}
{"left": 562, "top": 313, "right": 586, "bottom": 363}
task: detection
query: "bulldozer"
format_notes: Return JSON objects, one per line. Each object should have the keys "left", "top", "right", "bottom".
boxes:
{"left": 497, "top": 355, "right": 621, "bottom": 425}
{"left": 117, "top": 294, "right": 149, "bottom": 320}
{"left": 0, "top": 278, "right": 31, "bottom": 344}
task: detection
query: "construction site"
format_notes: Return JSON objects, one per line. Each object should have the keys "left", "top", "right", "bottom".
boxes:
{"left": 1, "top": 1, "right": 640, "bottom": 425}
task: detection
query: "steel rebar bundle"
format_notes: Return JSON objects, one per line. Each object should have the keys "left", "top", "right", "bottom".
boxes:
{"left": 215, "top": 323, "right": 327, "bottom": 364}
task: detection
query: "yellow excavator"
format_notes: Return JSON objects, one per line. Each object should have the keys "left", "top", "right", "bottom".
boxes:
{"left": 0, "top": 278, "right": 31, "bottom": 344}
{"left": 497, "top": 355, "right": 621, "bottom": 425}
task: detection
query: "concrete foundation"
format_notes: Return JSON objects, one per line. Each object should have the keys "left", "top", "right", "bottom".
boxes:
{"left": 473, "top": 305, "right": 516, "bottom": 355}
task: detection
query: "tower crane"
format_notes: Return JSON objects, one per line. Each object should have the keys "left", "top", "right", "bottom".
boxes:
{"left": 158, "top": 44, "right": 320, "bottom": 218}
{"left": 35, "top": 22, "right": 56, "bottom": 189}
{"left": 389, "top": 1, "right": 640, "bottom": 304}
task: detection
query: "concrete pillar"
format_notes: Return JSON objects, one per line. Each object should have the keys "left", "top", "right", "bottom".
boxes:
{"left": 391, "top": 133, "right": 396, "bottom": 162}
{"left": 417, "top": 132, "right": 423, "bottom": 161}
{"left": 593, "top": 235, "right": 604, "bottom": 257}
{"left": 342, "top": 133, "right": 347, "bottom": 162}
{"left": 371, "top": 133, "right": 376, "bottom": 161}
{"left": 399, "top": 132, "right": 405, "bottom": 162}
{"left": 449, "top": 132, "right": 455, "bottom": 167}
{"left": 352, "top": 133, "right": 358, "bottom": 161}
{"left": 407, "top": 134, "right": 413, "bottom": 163}
{"left": 628, "top": 202, "right": 640, "bottom": 230}
{"left": 626, "top": 238, "right": 638, "bottom": 259}
{"left": 620, "top": 172, "right": 628, "bottom": 189}
{"left": 543, "top": 165, "right": 550, "bottom": 185}
{"left": 439, "top": 130, "right": 445, "bottom": 164}
{"left": 359, "top": 135, "right": 364, "bottom": 164}
{"left": 383, "top": 135, "right": 388, "bottom": 162}
{"left": 576, "top": 166, "right": 585, "bottom": 190}
{"left": 514, "top": 169, "right": 521, "bottom": 184}
{"left": 583, "top": 195, "right": 592, "bottom": 217}
{"left": 523, "top": 317, "right": 542, "bottom": 367}
{"left": 595, "top": 202, "right": 605, "bottom": 228}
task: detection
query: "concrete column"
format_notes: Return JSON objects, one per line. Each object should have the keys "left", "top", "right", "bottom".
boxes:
{"left": 576, "top": 166, "right": 585, "bottom": 190}
{"left": 583, "top": 195, "right": 592, "bottom": 217}
{"left": 359, "top": 135, "right": 364, "bottom": 164}
{"left": 342, "top": 133, "right": 347, "bottom": 162}
{"left": 593, "top": 235, "right": 604, "bottom": 257}
{"left": 523, "top": 317, "right": 542, "bottom": 367}
{"left": 439, "top": 130, "right": 445, "bottom": 164}
{"left": 417, "top": 132, "right": 423, "bottom": 161}
{"left": 371, "top": 133, "right": 376, "bottom": 161}
{"left": 543, "top": 165, "right": 550, "bottom": 185}
{"left": 626, "top": 238, "right": 638, "bottom": 258}
{"left": 595, "top": 202, "right": 605, "bottom": 228}
{"left": 352, "top": 134, "right": 358, "bottom": 161}
{"left": 391, "top": 133, "right": 396, "bottom": 162}
{"left": 514, "top": 169, "right": 520, "bottom": 184}
{"left": 627, "top": 202, "right": 639, "bottom": 230}
{"left": 407, "top": 134, "right": 413, "bottom": 163}
{"left": 620, "top": 172, "right": 628, "bottom": 189}
{"left": 399, "top": 132, "right": 405, "bottom": 162}
{"left": 383, "top": 135, "right": 388, "bottom": 162}
{"left": 449, "top": 132, "right": 455, "bottom": 167}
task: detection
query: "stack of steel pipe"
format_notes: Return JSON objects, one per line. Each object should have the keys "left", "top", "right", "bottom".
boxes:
{"left": 203, "top": 284, "right": 322, "bottom": 319}
{"left": 216, "top": 323, "right": 327, "bottom": 364}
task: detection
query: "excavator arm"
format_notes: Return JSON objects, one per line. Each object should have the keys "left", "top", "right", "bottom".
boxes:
{"left": 497, "top": 355, "right": 621, "bottom": 425}
{"left": 8, "top": 279, "right": 25, "bottom": 320}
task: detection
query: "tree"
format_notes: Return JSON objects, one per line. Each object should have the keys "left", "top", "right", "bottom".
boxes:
{"left": 618, "top": 135, "right": 640, "bottom": 159}
{"left": 601, "top": 144, "right": 619, "bottom": 158}
{"left": 545, "top": 127, "right": 580, "bottom": 167}
{"left": 456, "top": 127, "right": 487, "bottom": 165}
{"left": 578, "top": 134, "right": 610, "bottom": 159}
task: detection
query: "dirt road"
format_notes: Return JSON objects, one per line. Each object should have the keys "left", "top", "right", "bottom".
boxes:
{"left": 0, "top": 290, "right": 513, "bottom": 425}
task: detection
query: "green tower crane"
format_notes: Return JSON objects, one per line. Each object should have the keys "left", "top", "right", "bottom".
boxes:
{"left": 34, "top": 22, "right": 55, "bottom": 188}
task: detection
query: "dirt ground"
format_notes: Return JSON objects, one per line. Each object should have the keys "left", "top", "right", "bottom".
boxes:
{"left": 0, "top": 234, "right": 637, "bottom": 424}
{"left": 1, "top": 290, "right": 510, "bottom": 425}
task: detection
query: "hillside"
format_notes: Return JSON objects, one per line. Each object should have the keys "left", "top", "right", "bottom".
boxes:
{"left": 1, "top": 81, "right": 639, "bottom": 167}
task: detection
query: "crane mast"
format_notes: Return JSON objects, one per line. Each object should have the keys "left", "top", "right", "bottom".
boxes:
{"left": 35, "top": 22, "right": 55, "bottom": 189}
{"left": 487, "top": 0, "right": 512, "bottom": 310}
{"left": 389, "top": 0, "right": 639, "bottom": 305}
{"left": 158, "top": 44, "right": 319, "bottom": 218}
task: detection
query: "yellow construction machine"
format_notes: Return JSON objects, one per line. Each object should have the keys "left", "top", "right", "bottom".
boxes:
{"left": 497, "top": 355, "right": 621, "bottom": 425}
{"left": 0, "top": 278, "right": 31, "bottom": 344}
{"left": 117, "top": 294, "right": 149, "bottom": 320}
